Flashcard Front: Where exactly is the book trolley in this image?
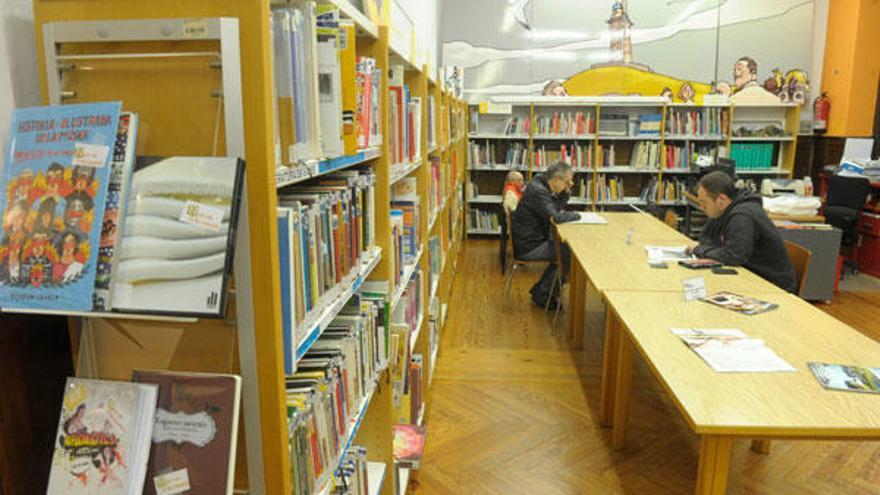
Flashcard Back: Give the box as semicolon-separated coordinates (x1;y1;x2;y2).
29;1;467;493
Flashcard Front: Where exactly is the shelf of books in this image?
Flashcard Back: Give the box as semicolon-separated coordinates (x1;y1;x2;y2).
465;96;799;236
25;1;466;495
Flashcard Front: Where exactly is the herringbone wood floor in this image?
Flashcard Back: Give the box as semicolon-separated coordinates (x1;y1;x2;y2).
413;240;880;495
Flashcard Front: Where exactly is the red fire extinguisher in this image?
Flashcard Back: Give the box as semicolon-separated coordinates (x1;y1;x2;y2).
813;92;830;134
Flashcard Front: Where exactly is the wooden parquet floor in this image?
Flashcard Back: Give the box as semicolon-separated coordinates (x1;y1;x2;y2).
414;240;880;495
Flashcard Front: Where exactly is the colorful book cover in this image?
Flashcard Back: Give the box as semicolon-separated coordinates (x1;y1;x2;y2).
808;362;880;394
111;157;245;317
94;112;137;311
132;370;242;495
701;291;778;315
393;423;426;469
47;377;158;494
0;102;121;310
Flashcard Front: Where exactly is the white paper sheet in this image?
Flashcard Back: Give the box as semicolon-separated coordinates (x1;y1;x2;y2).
671;328;795;373
646;245;693;262
568;212;607;225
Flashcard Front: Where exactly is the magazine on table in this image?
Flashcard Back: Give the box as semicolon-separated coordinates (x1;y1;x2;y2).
645;245;693;263
808;362;880;395
671;328;795;373
701;291;778;315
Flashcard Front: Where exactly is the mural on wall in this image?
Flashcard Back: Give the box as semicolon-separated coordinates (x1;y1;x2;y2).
443;0;813;108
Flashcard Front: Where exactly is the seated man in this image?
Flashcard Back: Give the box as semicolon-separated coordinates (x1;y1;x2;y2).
688;171;797;292
512;161;580;308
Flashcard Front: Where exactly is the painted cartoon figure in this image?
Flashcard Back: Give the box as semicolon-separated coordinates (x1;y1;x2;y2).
660;87;673;101
733;56;758;92
542;80;568;97
54;231;85;284
34;198;59;237
780;69;809;105
11;169;38;206
712;81;732;97
23;229;56;287
678;82;695;103
64;193;94;233
0;231;26;285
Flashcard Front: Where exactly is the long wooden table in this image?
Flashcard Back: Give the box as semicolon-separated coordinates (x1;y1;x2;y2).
556;212;880;494
603;290;880;494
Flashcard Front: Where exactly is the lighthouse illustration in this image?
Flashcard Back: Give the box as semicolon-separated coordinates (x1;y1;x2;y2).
608;1;633;64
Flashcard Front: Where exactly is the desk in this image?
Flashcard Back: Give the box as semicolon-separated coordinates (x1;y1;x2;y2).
603;290;880;494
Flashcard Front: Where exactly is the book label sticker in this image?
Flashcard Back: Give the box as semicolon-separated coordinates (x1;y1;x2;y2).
681;277;707;301
154;468;191;495
179;200;224;232
152;409;217;447
72;142;110;168
182;19;208;38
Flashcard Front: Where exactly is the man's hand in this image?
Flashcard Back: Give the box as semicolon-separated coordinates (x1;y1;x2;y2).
685;244;698;256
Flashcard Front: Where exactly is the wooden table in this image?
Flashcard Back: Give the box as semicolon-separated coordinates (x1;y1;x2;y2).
603;290;880;494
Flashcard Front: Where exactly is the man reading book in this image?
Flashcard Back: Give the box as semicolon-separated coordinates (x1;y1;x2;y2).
687;171;797;292
512;161;579;308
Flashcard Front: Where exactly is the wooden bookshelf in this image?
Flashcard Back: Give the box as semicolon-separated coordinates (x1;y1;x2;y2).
466;97;800;236
31;2;466;495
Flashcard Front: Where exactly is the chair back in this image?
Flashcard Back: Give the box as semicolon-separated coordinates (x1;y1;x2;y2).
663;210;679;229
784;240;812;296
504;206;514;266
827;175;871;211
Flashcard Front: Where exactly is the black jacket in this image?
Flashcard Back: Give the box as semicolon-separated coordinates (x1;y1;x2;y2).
512;173;580;257
694;190;797;293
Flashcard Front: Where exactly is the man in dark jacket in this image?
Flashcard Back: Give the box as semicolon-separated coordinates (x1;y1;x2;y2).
512;161;580;307
688;171;798;292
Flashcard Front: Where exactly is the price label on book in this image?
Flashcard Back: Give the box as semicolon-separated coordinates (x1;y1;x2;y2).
154;468;191;495
179;200;224;232
681;277;707;302
72;143;110;168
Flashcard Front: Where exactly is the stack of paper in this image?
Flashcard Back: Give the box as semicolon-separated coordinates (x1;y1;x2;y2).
569;212;607;225
672;328;795;373
645;245;693;263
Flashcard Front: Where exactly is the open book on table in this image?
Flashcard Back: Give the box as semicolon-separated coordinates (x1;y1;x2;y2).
567;212;607;225
702;291;778;315
672;328;795;373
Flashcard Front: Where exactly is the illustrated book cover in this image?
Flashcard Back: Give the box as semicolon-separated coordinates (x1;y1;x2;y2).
808;362;880;395
47;377;158;494
132;370;242;495
0;102;121;310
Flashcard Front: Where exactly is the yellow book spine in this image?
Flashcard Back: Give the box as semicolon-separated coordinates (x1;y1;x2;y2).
340;22;358;155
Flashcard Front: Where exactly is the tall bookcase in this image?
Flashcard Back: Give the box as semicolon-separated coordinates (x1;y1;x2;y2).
466;96;800;236
30;1;466;494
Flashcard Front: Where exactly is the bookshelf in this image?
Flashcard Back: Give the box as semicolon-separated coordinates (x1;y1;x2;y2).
31;2;465;495
466;96;800;237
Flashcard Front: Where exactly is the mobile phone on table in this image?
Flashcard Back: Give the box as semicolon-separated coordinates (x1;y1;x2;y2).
711;267;738;275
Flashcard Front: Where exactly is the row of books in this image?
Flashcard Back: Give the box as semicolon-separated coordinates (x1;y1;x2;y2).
666;107;728;136
598;114;662;137
533;111;595;136
468;210;501;232
730;143;777;169
535;142;594;170
391;178;420;286
273;4;383;165
428;156;447;219
333;447;374;495
641;176;688;202
389;271;423;413
277;169;377;372
49;372;241;495
389;66;422;170
1;103;245;317
504;116;531;135
664;142;722;170
428;236;442;298
469;141;528;168
287;292;389;495
626;141;662;169
427;95;437;149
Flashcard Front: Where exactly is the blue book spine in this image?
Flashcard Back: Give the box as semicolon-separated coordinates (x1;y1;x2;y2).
0;102;121;311
278;210;293;374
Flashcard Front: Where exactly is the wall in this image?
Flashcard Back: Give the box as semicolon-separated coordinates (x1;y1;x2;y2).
442;0;821;119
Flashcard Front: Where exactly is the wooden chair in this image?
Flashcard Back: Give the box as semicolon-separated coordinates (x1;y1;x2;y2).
502;208;547;306
785;240;812;297
664;209;679;229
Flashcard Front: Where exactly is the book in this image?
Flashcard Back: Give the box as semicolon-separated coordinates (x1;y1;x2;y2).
0;102;121;311
339;21;358;156
808;362;880;394
702;291;778;315
94;112;138;311
671;328;795;373
47;377;158;494
131;370;241;495
393;423;427;469
316;4;344;159
112;157;245;317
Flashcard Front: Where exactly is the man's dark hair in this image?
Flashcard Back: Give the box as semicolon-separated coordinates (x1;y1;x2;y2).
48;162;64;174
698;171;737;199
546;161;572;180
737;56;757;77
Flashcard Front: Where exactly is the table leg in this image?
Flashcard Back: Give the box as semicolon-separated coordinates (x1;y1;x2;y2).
569;262;586;348
611;329;634;450
751;439;771;454
695;436;732;495
599;305;619;428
